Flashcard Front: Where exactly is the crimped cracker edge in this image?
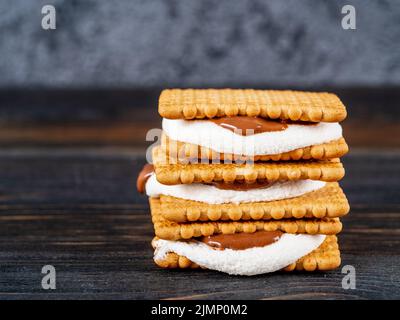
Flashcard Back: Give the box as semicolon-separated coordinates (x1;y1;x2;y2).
159;89;347;122
162;134;349;162
153;146;345;185
150;198;343;241
159;182;350;222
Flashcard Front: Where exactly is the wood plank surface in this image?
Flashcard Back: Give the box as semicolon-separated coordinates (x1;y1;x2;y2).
0;148;399;299
0;88;399;148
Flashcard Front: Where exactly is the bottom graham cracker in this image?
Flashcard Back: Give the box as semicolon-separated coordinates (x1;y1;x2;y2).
152;235;340;272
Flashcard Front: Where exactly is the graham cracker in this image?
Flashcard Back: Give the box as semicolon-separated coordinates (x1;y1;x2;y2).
159;89;347;122
152;235;341;272
159;182;350;222
150;198;342;241
162;134;349;162
152;146;345;185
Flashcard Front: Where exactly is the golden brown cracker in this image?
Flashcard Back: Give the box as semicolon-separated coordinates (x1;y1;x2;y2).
159;182;350;222
159;89;347;122
150;198;343;241
152;146;345;185
162;134;349;162
284;235;341;271
152;235;341;272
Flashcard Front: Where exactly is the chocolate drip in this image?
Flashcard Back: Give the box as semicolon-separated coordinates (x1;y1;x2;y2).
136;164;154;193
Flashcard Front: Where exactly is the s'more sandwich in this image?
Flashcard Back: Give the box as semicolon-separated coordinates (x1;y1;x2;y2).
138;89;350;276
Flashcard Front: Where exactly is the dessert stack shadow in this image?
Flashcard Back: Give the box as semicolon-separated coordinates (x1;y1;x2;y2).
138;89;350;276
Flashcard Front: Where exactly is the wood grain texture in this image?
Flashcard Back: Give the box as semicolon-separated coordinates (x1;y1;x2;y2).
0;88;399;147
0;149;399;299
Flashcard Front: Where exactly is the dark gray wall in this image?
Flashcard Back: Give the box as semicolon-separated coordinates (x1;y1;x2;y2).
1;0;399;88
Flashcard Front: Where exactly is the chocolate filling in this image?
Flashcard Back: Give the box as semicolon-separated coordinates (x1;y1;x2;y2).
210;116;317;136
136;164;154;193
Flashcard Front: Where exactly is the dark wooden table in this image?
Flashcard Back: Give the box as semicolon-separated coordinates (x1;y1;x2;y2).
0;147;399;299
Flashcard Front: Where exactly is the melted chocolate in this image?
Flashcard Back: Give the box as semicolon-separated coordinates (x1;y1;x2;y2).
200;230;283;250
210;116;286;135
136;164;154;193
211;180;275;191
210;116;317;136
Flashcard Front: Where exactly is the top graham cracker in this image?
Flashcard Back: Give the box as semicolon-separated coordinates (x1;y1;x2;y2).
159;89;347;122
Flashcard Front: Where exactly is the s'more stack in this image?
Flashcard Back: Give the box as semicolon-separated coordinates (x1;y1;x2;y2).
137;89;350;276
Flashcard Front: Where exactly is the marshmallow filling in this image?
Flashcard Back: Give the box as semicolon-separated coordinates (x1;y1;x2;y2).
154;233;326;276
163;118;342;156
146;174;326;204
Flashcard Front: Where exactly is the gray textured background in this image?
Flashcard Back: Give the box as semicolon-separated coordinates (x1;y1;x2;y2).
1;0;399;88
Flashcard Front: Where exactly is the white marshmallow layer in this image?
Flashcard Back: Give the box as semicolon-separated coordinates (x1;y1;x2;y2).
146;174;325;204
153;234;326;276
163;118;342;156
